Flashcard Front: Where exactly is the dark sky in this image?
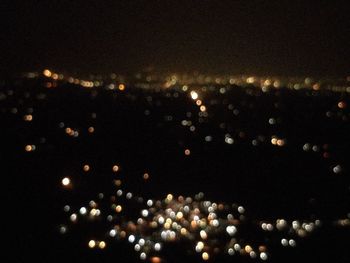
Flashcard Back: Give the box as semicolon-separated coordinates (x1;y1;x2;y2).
1;0;350;76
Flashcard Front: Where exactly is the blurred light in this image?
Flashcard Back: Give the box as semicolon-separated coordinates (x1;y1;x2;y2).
88;240;96;248
62;177;71;186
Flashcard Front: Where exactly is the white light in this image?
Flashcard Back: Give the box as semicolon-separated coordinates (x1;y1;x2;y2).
260;252;268;260
79;207;87;215
190;91;198;100
289;239;296;247
63;205;70;212
228;248;235;255
238;206;245;213
62;177;70;186
140;252;146;260
154;243;161;251
141;209;149;217
70;213;77;222
134;244;141;251
138;238;145;246
109;229;116;237
128;235;135;243
281;238;288;246
226;225;237;236
147;200;153;207
200;230;207;239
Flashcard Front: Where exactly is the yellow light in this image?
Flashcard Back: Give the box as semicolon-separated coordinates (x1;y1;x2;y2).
112;165;119;172
98;241;106;249
88;240;96;248
83;164;90;172
43;69;52;77
166;194;173;201
24;114;33;121
245;245;253;253
118;84;125;91
196;100;202;106
115;205;122;213
62;177;70;186
202;252;209;260
88;126;95;133
25;145;32;152
200;105;206;112
52;73;59;80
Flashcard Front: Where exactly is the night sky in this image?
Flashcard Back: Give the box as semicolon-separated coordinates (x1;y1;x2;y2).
1;0;350;76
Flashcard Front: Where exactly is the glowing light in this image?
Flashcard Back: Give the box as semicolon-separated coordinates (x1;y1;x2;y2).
184;149;191;155
190;91;198;100
202;252;209;260
98;241;106;249
118;84;125;91
83;164;90;172
143;173;149;180
112;165;119;172
226;225;237;236
88;240;96;248
109;229;117;237
61;177;71;186
140;252;147;260
115;205;122;213
25;145;33;152
128;235;135;243
43;69;52;77
260;252;268;260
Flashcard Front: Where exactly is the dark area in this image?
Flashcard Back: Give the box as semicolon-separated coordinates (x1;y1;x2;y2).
1;1;350;76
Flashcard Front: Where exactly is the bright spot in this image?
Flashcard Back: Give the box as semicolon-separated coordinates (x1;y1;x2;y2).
140;252;147;260
109;229;116;237
61;177;70;186
154;243;161;251
141;209;149;217
79;207;87;215
226;225;237;236
260;252;268;260
88;240;96;248
128;235;135;243
98;241;106;249
112;165;119;172
202;252;209;260
190;91;198;100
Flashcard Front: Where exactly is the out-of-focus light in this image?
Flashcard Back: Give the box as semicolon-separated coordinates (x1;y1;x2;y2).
151;257;161;263
112;165;119;172
128;235;135;243
43;69;52;77
260;252;268;260
109;229;117;237
61;177;71;186
140;252;147;260
338;101;346;109
184;149;191;156
98;241;106;249
115;205;122;213
143;173;149;180
88;240;96;248
202;252;209;260
190;91;198;100
118;84;125;91
83;164;90;172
